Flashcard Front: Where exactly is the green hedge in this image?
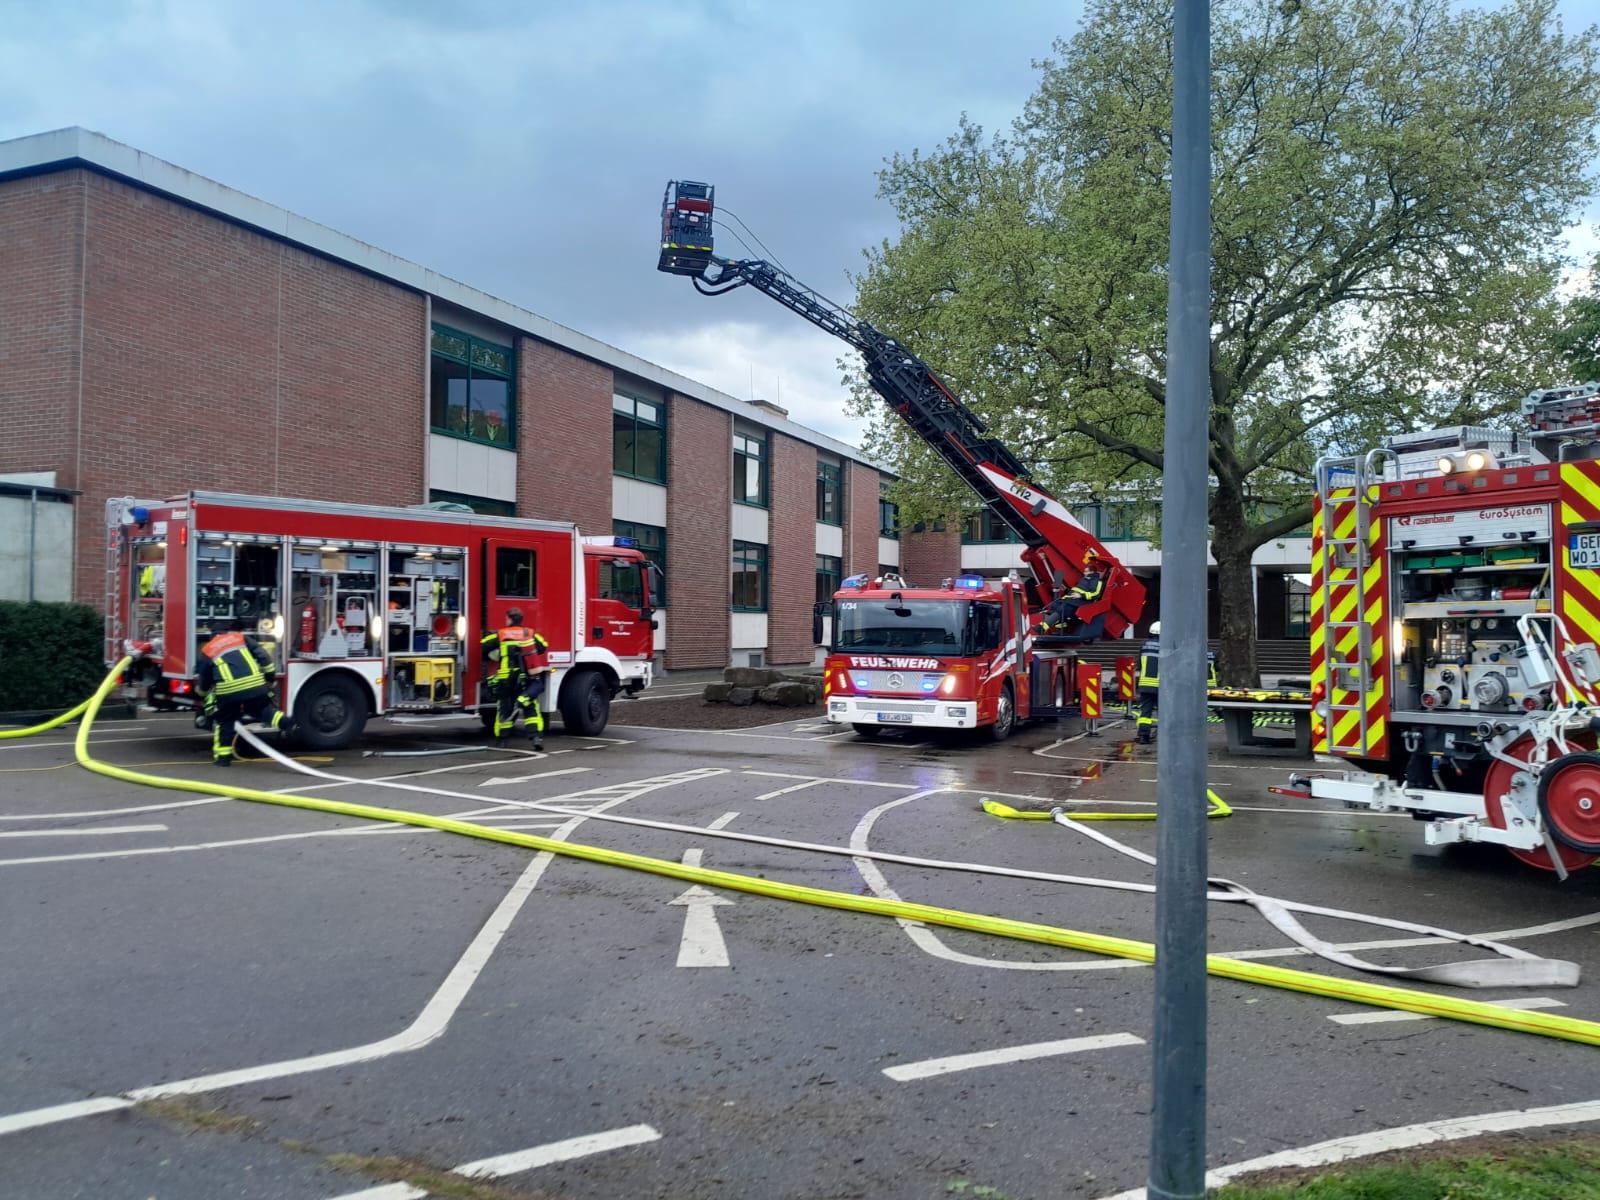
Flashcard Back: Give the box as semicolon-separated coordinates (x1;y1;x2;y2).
0;602;107;712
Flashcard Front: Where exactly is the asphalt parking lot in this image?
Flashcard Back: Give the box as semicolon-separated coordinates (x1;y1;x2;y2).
5;699;1600;1199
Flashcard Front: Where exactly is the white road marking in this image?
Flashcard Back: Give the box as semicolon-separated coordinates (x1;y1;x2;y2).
0;798;228;820
741;770;913;789
1328;997;1566;1025
1092;1098;1600;1200
479;767;592;787
322;1124;663;1199
0;825;166;838
707;812;740;830
884;1033;1144;1081
754;779;823;800
672;848;733;968
0;771;715;1136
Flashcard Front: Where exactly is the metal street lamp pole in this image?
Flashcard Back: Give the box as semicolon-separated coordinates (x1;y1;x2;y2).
1147;0;1212;1196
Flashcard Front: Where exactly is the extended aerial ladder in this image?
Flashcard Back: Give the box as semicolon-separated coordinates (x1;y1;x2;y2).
657;180;1144;639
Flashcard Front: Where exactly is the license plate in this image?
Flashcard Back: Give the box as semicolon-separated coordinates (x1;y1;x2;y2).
877;712;914;724
1571;533;1600;569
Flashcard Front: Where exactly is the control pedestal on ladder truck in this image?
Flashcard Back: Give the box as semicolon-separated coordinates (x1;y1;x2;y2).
1286;383;1600;875
657;181;1145;739
107;491;660;750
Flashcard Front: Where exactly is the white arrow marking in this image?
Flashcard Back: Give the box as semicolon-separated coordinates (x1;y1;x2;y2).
670;848;733;967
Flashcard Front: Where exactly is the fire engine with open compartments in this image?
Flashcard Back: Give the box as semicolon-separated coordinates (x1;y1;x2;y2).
658;180;1145;739
107;491;659;749
1288;382;1600;875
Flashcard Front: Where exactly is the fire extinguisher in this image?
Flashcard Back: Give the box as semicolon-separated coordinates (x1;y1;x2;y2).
299;605;317;654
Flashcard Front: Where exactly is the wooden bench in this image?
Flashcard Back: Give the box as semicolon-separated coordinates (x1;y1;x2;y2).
1207;693;1313;757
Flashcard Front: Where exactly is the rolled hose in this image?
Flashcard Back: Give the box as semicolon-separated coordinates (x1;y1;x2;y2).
72;659;1600;1048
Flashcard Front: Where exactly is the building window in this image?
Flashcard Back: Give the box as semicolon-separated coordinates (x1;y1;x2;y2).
1286;580;1311;638
816;460;842;525
613;519;667;608
613;391;666;482
734;431;767;507
879;484;899;539
427;489;514;517
815;554;841;604
961;510;1019;543
731;541;768;610
494;547;537;598
430;325;515;447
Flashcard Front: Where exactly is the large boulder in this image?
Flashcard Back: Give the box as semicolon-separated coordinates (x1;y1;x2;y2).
757;681;817;707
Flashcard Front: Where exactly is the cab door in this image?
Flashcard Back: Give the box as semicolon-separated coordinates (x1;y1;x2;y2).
586;551;656;660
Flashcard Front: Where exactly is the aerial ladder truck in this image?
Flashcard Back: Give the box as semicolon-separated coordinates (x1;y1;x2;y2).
657;181;1145;739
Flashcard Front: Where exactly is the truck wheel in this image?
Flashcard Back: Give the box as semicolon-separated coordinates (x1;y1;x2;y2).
559;669;611;736
293;674;368;750
985;684;1016;743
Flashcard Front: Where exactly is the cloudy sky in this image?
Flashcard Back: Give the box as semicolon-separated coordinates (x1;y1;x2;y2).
3;0;1597;447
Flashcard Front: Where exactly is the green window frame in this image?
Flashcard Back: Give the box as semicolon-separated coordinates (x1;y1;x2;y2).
613;519;667;609
734;431;768;507
815;554;842;604
430;325;516;448
613;391;667;482
816;460;842;525
961;510;1020;544
731;540;768;611
879;484;899;539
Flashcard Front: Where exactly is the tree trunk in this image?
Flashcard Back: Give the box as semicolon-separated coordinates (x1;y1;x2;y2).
1209;488;1260;688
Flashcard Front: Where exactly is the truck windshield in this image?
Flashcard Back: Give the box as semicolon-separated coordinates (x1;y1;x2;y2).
833;598;988;657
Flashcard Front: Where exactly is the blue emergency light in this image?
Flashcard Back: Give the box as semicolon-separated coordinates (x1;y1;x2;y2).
613;537;636;548
841;573;871;589
953;574;986;589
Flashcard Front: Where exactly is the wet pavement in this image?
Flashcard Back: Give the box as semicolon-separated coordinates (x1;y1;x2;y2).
3;704;1598;1199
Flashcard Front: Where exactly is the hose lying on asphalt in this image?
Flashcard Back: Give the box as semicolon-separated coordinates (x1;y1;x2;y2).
70;659;1600;1047
0;697;91;739
980;799;1578;987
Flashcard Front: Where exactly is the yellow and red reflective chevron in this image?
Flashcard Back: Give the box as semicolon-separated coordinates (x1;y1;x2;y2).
1558;461;1600;656
1309;489;1388;759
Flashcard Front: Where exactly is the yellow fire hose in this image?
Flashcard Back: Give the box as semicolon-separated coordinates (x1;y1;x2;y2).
981;794;1233;821
0;697;91;738
59;659;1600;1048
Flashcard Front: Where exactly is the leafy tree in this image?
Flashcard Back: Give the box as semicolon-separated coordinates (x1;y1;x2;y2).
852;0;1599;684
1555;251;1600;379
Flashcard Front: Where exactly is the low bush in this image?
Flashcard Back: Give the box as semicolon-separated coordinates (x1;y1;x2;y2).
0;601;106;712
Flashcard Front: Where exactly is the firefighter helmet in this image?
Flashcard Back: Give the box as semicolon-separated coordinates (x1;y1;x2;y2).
1150;621;1162;636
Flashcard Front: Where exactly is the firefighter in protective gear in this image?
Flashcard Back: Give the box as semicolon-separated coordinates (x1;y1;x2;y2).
481;607;549;748
1034;552;1109;635
1134;621;1218;744
196;620;287;766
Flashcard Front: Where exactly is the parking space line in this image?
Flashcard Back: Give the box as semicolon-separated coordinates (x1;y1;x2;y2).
754;780;823;800
884;1033;1143;1081
0;798;227;820
480;767;591;787
321;1123;664;1199
0;825;166;838
1328;997;1566;1025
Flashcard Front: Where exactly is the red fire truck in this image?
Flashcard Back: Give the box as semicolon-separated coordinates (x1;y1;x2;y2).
107;491;659;748
1289;383;1600;875
659;181;1145;739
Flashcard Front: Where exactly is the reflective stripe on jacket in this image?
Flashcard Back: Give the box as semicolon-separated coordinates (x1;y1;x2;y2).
199;631;273;697
483;625;547;681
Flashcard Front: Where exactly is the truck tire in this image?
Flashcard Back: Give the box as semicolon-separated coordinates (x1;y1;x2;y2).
984;683;1016;743
559;669;611;736
293;673;368;750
